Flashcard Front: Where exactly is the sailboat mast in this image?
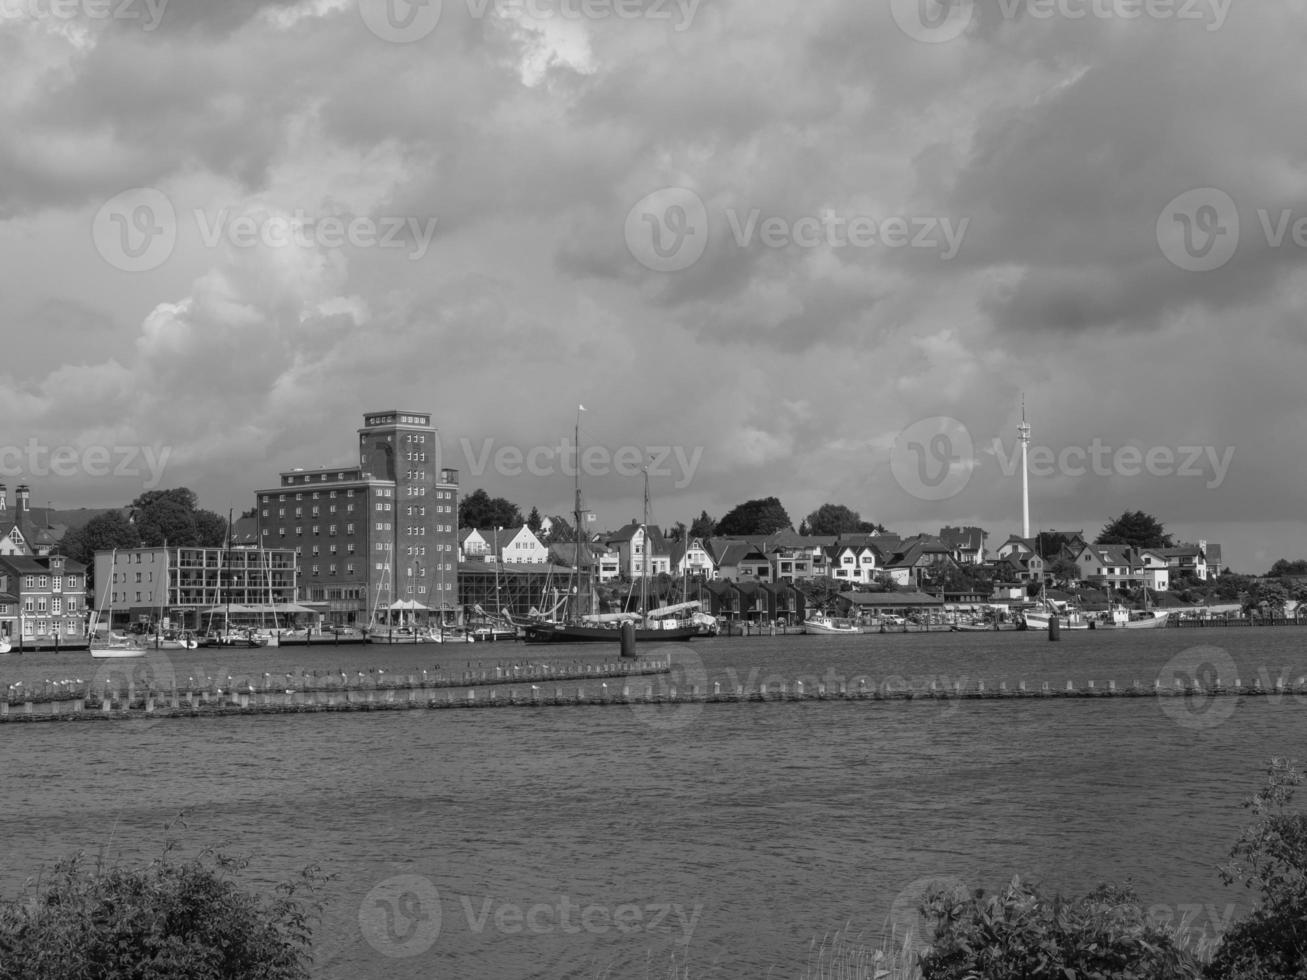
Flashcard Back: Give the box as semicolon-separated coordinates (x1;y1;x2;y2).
573;407;585;619
641;465;650;617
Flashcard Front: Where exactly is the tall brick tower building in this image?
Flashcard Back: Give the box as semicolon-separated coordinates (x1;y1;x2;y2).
256;411;460;626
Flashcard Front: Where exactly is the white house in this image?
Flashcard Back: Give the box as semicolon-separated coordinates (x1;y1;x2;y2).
489;525;549;564
606;522;671;578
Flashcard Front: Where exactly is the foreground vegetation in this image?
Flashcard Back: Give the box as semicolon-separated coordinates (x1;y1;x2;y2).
798;757;1307;980
0;823;328;980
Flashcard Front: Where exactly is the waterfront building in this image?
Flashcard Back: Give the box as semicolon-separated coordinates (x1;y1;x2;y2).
0;484;60;556
254;411;460;626
938;526;988;564
480;525;548;564
0;553;89;642
606;521;671;578
92;546;299;630
548;542;621;583
669;537;714;579
883;537;957;587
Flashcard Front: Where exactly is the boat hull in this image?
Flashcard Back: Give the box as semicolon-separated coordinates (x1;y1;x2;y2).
802;621;861;635
522;623;698;644
90;648;145;659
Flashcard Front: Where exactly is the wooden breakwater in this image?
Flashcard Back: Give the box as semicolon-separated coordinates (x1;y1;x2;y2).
3;668;1307;722
0;658;672;722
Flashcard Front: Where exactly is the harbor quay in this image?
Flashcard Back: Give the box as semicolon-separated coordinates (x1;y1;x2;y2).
4;661;1307;722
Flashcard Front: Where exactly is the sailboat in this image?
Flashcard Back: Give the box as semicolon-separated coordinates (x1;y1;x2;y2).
90;549;144;659
200;514;267;648
146;545;198;650
523;428;696;644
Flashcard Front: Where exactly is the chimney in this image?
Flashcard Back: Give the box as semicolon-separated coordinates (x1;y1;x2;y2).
15;485;29;513
0;484;6;513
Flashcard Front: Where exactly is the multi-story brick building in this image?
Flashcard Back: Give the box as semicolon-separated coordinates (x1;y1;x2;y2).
0;553;89;644
255;411;460;626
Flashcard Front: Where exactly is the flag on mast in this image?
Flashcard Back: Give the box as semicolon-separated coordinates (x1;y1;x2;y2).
578;404;586;411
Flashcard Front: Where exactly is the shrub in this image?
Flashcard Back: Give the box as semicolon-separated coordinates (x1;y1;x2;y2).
0;831;328;980
916;877;1203;980
1206;757;1307;979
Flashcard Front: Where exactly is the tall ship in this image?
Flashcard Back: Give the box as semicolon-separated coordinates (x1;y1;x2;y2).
522;410;697;645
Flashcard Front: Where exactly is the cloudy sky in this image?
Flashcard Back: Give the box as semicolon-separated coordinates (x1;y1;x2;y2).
1;0;1303;572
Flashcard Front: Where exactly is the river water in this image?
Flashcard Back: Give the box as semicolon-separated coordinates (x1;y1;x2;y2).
2;628;1304;978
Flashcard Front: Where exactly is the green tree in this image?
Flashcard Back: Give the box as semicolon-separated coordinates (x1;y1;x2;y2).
804;503;865;536
130;488;233;547
56;512;141;593
1243;581;1288;617
526;507;542;534
1048;557;1081;585
543;515;575;544
689;510;716;540
196;509;229;547
1268;559;1307;577
0;835;328;979
1209;758;1307;979
1096;511;1174;549
458;489;523;530
716;497;792;536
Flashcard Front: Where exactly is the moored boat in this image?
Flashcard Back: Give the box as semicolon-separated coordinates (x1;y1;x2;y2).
802;612;860;635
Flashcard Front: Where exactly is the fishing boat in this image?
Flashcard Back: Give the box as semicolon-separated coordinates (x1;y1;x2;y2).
802;612;860;635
